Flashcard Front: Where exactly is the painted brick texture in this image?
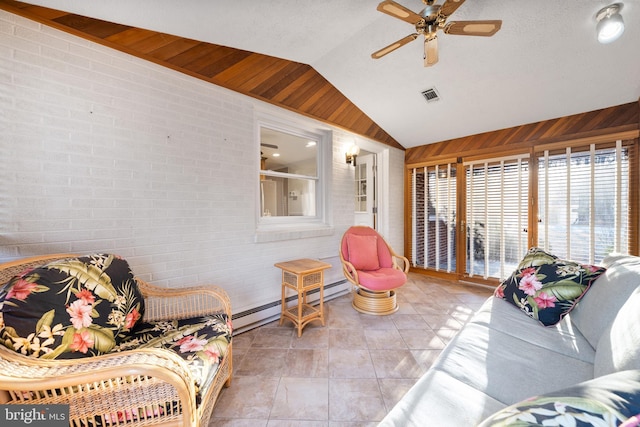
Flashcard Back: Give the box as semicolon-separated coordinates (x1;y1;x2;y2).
0;10;405;328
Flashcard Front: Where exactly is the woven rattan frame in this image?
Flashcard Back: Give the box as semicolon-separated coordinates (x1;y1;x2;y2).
0;254;232;427
352;288;398;315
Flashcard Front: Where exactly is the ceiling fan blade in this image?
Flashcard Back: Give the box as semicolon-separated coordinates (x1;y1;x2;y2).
372;33;419;59
376;0;423;24
443;20;502;36
439;0;466;19
424;35;438;67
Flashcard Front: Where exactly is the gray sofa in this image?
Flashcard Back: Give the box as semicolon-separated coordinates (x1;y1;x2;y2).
380;253;640;426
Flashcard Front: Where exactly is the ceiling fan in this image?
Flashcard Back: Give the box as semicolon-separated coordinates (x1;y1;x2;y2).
372;0;502;67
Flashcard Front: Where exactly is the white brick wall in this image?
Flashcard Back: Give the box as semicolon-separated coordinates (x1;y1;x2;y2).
0;10;405;330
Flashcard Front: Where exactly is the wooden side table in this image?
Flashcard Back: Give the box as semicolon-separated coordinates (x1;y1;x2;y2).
275;258;331;337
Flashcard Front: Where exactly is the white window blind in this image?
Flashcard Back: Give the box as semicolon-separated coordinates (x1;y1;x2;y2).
465;155;529;280
538;141;630;264
410;164;456;272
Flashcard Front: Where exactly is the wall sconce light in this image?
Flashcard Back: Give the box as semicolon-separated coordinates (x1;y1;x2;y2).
345;144;361;166
596;3;625;44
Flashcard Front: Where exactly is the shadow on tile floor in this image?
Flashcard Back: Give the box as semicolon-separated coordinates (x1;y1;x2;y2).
209;273;492;427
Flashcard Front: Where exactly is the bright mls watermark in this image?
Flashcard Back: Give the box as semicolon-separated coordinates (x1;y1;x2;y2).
0;405;68;426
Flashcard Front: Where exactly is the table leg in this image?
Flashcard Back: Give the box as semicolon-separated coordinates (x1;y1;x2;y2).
279;275;286;326
319;274;325;326
297;288;303;337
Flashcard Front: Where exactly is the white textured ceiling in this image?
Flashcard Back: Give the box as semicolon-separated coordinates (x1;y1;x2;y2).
24;0;640;148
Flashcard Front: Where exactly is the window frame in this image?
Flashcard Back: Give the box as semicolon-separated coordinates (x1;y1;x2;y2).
255;115;333;242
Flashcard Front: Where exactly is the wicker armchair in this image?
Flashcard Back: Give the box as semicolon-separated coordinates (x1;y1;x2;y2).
340;226;409;315
0;254;232;427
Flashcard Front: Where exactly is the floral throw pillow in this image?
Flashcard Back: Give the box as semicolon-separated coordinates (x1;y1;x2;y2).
0;254;145;359
494;248;606;326
478;369;640;427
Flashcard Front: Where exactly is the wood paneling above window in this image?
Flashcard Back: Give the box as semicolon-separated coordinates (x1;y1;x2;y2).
406;102;639;165
0;0;403;150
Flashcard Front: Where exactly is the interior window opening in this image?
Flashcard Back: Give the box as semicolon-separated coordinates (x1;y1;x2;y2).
259;127;319;218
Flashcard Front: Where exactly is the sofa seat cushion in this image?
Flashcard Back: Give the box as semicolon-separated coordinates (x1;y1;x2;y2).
114;313;232;402
478;369;640;427
495;248;605;326
435;323;594;406
471;298;596;363
0;254;145;359
382;310;597;427
379;369;506;427
357;268;406;291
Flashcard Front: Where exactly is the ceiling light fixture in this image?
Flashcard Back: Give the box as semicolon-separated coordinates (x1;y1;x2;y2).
596;3;625;44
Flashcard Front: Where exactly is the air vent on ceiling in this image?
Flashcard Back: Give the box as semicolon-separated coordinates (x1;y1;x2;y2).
421;87;440;103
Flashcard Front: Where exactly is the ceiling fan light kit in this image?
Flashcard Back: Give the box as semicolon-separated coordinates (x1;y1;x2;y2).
596;3;625;44
372;0;502;67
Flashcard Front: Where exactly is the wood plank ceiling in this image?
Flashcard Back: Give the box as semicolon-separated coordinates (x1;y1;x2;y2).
1;0;404;150
405;101;640;164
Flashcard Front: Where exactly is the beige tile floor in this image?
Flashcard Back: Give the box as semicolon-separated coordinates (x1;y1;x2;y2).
209;273;493;427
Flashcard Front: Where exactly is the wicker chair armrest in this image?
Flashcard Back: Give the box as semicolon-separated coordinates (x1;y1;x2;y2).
391;253;410;273
0;346;197;426
341;260;359;286
137;279;232;322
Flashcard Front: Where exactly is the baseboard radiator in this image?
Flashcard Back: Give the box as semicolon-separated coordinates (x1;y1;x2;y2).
231;279;350;334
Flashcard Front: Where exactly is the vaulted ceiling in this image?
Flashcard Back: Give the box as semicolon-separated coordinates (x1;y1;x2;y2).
2;0;639;151
0;0;403;150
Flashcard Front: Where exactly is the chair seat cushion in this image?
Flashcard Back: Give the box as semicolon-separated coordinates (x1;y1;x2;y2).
357;268;406;291
114;313;232;403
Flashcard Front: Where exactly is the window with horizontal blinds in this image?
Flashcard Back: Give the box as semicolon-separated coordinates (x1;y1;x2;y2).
410;164;456;272
538;141;632;264
466;156;529;280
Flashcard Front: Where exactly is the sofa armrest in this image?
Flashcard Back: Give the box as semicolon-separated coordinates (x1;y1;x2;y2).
137;279;232;322
0;345;198;426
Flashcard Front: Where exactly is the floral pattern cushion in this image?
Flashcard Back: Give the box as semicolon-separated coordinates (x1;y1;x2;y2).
478;369;640;426
0;254;145;359
114;314;232;403
494;248;606;326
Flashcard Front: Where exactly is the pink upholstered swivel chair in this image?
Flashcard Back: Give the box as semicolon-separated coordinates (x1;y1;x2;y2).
339;226;409;315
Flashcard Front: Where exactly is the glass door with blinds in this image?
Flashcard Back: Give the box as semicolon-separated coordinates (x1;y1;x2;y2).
407;139;636;283
537;141;632;264
409;164;457;273
465;156;529;280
